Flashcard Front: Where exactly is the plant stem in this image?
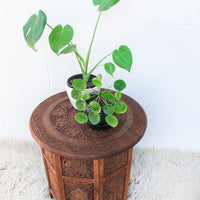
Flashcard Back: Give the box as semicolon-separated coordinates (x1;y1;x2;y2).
84;11;102;74
74;51;85;80
86;52;112;81
74;50;85;65
46;23;53;30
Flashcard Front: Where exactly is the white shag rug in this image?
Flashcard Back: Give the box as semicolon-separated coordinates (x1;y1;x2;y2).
0;139;200;200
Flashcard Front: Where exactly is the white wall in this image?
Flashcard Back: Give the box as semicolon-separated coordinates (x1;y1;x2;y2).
0;0;200;150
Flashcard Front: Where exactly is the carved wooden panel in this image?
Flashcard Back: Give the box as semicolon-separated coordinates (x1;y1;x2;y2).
104;150;128;177
47;165;59;199
61;158;93;179
64;180;94;200
43;149;56;169
103;170;126;200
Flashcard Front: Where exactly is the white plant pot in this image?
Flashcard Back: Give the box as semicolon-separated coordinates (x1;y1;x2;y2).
65;74;97;109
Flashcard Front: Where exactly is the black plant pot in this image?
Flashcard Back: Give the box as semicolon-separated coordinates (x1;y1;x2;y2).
85;109;111;130
85;94;111;130
67;74;96;89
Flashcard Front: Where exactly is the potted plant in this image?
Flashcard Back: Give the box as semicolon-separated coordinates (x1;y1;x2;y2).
23;0;133;128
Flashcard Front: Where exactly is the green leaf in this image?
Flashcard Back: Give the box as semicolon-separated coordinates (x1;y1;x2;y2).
92;77;102;87
114;79;126;91
103;91;115;103
104;62;115;77
76;99;86;111
82;93;90;101
89;101;101;113
115;91;121;100
92;0;104;5
98;0;120;11
114;101;127;113
75;113;88;124
49;24;73;55
103;104;114;115
72;79;86;91
112;45;133;72
23;10;47;51
105;115;118;127
88;112;100;125
59;44;76;55
71;89;82;100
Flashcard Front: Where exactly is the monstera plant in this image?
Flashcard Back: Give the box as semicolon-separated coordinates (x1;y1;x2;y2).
23;0;133;128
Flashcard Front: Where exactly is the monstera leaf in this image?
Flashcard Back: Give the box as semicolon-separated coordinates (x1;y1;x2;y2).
92;0;120;11
49;24;74;55
23;10;47;51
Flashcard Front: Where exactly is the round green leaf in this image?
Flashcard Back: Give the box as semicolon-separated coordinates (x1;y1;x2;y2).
76;99;86;111
92;77;102;87
88;112;100;125
103;104;114;115
49;24;74;55
23;10;47;51
105;115;118;127
115;91;121;100
71;89;82;100
89;101;101;113
104;62;115;77
103;91;115;103
112;45;133;72
72;79;86;91
82;93;90;100
75;113;88;124
114;79;126;91
114;101;127;114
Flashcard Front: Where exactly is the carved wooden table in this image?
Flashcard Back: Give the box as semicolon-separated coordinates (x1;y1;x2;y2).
30;91;147;200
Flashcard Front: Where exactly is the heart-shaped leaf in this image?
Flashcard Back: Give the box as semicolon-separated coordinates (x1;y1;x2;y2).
104;62;115;77
92;0;104;5
75;113;88;124
89;101;101;113
105;115;118;127
96;0;120;11
49;24;73;55
114;101;127;113
112;45;132;72
92;77;102;87
103;104;114;115
76;99;86;111
59;44;76;55
114;79;126;91
72;79;86;91
88;112;100;125
103;91;115;103
23;10;47;51
71;89;82;100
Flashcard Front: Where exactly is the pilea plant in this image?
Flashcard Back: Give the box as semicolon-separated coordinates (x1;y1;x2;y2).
72;75;128;128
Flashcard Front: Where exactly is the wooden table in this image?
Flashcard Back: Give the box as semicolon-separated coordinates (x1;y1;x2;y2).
30;91;147;200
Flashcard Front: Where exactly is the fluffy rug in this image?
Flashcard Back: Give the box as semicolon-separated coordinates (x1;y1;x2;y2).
0;139;200;200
